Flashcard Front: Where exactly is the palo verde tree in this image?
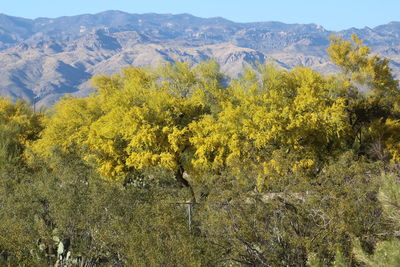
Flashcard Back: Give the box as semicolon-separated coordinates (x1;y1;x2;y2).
190;65;351;190
0;97;43;166
328;34;400;161
32;61;226;201
31;35;400;196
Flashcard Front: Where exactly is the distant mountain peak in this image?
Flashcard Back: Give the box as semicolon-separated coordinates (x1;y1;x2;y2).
0;11;399;106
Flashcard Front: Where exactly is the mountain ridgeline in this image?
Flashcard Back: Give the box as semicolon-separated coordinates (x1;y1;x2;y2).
1;10;400;105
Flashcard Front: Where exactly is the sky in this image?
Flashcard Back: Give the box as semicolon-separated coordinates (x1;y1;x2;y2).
1;0;399;31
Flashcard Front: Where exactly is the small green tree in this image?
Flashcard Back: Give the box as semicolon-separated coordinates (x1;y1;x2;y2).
353;172;400;266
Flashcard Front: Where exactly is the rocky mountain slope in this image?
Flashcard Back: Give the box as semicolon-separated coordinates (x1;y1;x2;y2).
0;11;399;106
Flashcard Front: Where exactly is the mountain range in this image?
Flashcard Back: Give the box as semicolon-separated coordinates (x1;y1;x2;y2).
1;10;400;106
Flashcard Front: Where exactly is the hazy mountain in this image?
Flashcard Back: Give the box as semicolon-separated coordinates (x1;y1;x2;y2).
0;11;399;106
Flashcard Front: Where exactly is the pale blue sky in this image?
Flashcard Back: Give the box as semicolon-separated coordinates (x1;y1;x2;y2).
1;0;399;31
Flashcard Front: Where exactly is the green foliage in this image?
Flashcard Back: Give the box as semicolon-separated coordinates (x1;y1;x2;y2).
0;153;213;266
353;239;400;267
192;152;383;266
353;172;400;267
378;172;400;228
307;253;324;267
333;250;349;267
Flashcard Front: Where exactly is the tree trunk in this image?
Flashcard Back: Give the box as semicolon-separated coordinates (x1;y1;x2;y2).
175;165;196;202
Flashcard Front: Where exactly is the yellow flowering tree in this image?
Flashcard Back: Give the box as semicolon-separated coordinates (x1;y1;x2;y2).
190;66;351;189
0;97;43;165
32;62;225;200
328;34;400;162
31;36;400;194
